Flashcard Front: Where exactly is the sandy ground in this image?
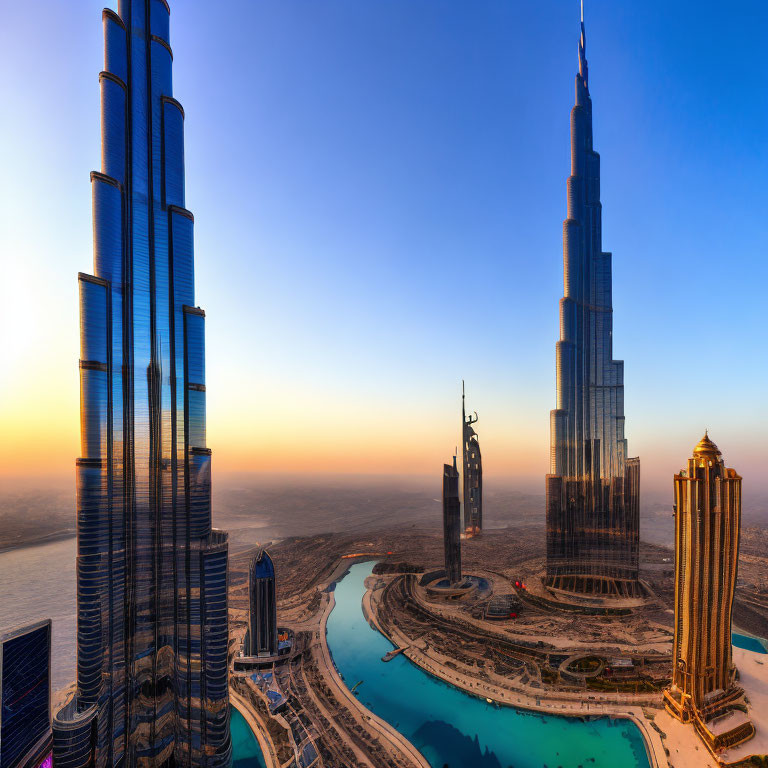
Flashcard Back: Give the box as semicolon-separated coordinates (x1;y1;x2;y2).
655;647;768;767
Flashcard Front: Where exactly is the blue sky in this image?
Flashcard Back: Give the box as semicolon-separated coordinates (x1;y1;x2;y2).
0;0;766;496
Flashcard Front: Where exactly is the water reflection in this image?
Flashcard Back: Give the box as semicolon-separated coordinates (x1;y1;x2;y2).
413;721;503;768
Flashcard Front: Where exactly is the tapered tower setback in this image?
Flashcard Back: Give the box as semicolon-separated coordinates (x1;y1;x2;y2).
462;385;482;536
443;459;462;585
52;2;231;766
663;435;755;755
545;7;640;597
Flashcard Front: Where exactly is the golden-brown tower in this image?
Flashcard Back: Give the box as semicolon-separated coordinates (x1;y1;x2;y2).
663;434;754;755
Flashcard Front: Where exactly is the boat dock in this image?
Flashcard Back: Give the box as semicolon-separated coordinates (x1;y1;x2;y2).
382;647;408;662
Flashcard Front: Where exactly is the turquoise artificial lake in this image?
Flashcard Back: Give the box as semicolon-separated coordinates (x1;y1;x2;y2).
732;633;768;654
326;561;651;768
231;707;267;768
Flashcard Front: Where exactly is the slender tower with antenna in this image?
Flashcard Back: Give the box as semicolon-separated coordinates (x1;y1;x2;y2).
461;383;483;536
545;2;641;597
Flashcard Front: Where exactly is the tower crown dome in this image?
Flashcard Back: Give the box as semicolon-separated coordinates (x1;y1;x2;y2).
693;432;721;459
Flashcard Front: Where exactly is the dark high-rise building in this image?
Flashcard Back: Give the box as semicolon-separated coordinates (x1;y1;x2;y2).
545;5;640;597
461;383;482;536
245;552;278;658
443;458;462;585
52;2;231;766
0;620;53;768
663;435;755;755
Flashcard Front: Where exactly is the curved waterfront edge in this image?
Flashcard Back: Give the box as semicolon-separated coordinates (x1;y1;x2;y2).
318;572;432;768
230;691;276;768
732;631;768;654
356;563;668;768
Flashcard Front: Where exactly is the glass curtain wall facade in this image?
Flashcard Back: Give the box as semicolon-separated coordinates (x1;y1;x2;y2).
0;620;53;768
442;459;462;585
245;553;278;658
461;385;482;536
52;2;231;766
545;9;640;597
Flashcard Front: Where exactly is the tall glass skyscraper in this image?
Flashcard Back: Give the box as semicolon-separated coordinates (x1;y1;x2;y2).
52;2;231;766
245;552;278;658
0;620;53;768
442;458;462;585
545;6;640;597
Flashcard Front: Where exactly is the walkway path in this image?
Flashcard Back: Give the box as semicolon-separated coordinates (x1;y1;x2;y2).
315;590;432;768
230;689;281;768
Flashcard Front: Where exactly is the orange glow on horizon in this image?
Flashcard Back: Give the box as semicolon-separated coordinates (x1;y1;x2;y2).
0;386;550;481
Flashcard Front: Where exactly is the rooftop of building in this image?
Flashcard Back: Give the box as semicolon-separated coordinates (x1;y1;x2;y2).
693;431;722;459
250;549;275;579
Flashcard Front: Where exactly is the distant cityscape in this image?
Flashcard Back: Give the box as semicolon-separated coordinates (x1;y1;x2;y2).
0;2;765;768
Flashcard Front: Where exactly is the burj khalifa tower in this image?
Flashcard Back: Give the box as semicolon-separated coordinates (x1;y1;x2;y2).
52;2;232;765
545;4;641;598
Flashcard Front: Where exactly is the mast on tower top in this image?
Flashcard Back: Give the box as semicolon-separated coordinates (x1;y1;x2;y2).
579;0;588;86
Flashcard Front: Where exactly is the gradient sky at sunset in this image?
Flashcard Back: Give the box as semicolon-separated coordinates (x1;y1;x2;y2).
1;0;766;495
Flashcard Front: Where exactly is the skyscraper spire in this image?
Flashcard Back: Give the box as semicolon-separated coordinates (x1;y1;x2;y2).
545;4;640;597
52;2;232;765
579;0;588;85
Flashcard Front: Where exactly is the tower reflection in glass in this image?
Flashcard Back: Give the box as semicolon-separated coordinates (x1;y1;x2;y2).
52;2;231;766
545;7;641;597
